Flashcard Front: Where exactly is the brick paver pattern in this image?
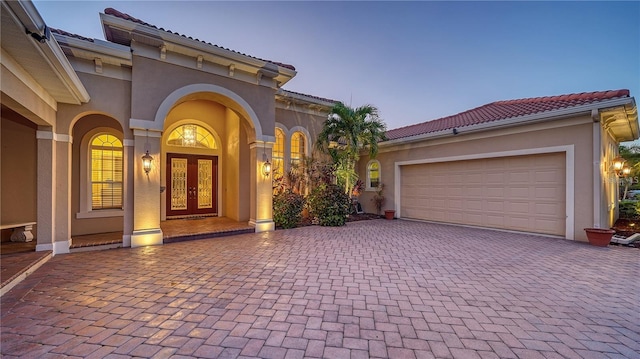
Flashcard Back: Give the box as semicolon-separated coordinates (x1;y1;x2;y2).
1;220;639;358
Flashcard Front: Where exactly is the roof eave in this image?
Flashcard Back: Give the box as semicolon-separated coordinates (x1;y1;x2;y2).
382;97;638;147
276;89;336;109
4;0;90;104
53;33;133;66
101;12;296;82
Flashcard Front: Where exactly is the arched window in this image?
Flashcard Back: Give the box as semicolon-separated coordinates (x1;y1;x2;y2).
273;128;285;177
291;131;306;167
366;160;381;190
167;124;217;149
91;134;123;209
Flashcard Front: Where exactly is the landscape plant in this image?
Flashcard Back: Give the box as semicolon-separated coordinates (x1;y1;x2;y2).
316;102;386;195
307;183;350;226
273;190;305;229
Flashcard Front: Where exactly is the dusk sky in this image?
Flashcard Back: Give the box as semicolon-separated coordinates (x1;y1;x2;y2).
33;1;639;132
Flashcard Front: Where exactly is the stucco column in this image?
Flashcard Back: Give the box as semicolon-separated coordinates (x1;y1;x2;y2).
130;128;163;247
122;140;135;247
35;130;71;254
249;141;275;232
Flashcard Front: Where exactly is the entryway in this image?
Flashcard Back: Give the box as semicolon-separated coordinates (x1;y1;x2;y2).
167;153;218;217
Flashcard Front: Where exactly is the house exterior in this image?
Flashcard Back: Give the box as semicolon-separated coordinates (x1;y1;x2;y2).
357;90;639;241
1;0;638;253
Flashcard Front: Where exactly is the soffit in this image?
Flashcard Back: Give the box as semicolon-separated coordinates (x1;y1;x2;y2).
0;1;88;105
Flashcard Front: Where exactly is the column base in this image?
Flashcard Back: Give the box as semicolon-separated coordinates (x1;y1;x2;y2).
250;219;275;232
122;234;131;247
36;239;70;255
131;229;163;248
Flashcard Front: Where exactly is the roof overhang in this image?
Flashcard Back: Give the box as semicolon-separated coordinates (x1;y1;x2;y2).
53;33;132;68
275;89;336;111
1;0;89;105
598;98;639;142
381;96;639;147
100;12;297;87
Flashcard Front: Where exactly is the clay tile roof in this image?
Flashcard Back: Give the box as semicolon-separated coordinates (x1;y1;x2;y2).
50;28;94;42
103;8;295;71
385;89;631;141
281;89;339;104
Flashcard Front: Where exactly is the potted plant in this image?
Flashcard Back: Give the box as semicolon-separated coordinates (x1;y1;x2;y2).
583;228;615;247
371;184;385;216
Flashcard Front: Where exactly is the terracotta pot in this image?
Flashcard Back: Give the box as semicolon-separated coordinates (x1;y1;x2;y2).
384;210;395;220
583;228;615;247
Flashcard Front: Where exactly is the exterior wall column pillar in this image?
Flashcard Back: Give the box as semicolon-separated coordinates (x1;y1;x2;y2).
130;128;163;247
35;129;72;254
249;141;275;232
122;139;135;247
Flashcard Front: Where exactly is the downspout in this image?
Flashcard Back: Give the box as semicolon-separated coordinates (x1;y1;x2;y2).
592;109;602;228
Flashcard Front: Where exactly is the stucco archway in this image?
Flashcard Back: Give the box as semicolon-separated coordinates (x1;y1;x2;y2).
128;84;275;248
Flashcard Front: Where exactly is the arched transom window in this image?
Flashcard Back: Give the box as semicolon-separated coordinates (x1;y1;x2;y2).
273;128;285;177
291;131;306;167
167;124;217;149
91;134;123;209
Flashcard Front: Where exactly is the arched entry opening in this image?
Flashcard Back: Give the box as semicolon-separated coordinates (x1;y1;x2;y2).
71;114;125;239
162;120;222;219
129;84;275;247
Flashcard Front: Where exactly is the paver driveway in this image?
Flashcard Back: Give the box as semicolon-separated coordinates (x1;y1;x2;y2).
1;220;639;358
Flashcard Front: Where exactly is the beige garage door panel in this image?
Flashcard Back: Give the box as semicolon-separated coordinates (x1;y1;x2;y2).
400;153;565;236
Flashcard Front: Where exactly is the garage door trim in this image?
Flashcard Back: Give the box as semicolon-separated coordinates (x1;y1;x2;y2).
394;145;575;240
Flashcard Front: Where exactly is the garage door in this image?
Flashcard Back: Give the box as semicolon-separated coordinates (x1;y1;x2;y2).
400;153;565;236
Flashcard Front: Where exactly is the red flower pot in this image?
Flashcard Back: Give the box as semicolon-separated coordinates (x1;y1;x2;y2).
384;210;395;220
583;228;615;247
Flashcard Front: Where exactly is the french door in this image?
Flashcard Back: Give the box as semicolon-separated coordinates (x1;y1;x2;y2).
167;153;218;217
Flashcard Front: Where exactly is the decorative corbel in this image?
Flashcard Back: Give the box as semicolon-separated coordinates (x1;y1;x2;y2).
229;64;235;77
197;55;203;69
94;58;103;74
160;44;166;60
256;72;263;85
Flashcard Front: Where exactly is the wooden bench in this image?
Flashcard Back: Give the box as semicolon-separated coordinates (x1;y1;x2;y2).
0;222;36;242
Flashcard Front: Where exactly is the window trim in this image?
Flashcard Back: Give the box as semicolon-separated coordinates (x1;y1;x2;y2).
366;159;381;191
77;128;125;219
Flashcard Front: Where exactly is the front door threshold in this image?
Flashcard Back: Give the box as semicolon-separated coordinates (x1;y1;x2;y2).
163;227;255;244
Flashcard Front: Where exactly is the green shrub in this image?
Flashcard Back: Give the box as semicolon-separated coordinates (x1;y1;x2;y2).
307;184;350;226
273;190;305;229
619;200;639;219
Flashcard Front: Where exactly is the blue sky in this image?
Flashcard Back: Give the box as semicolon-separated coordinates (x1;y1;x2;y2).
34;1;639;131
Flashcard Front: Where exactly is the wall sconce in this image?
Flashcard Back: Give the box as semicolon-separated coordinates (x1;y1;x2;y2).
142;150;153;174
262;152;271;177
612;156;630;177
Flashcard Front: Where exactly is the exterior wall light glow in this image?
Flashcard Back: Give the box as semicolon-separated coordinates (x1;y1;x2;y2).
612;156;630;177
142;150;153;174
262;153;271;177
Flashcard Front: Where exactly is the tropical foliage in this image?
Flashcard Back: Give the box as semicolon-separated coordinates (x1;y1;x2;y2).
316;102;386;194
307;183;351;226
619;145;640;200
273;190;305;229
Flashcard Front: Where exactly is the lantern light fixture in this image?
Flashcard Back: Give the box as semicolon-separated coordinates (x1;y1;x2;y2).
262;150;271;177
612;155;631;178
142;150;153;174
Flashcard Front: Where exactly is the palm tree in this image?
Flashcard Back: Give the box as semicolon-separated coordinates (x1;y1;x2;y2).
316;102;387;194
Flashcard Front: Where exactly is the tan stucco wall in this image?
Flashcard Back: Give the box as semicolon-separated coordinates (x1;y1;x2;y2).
358;116;595;242
1;114;37;241
130;54;276;138
70;115;124;236
57;72;131;137
1;64;56;126
600;127;620;228
275;107;326;148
